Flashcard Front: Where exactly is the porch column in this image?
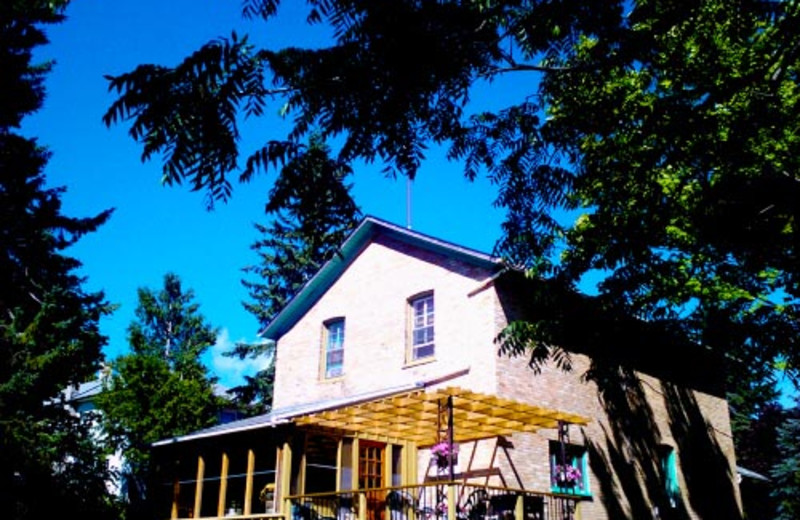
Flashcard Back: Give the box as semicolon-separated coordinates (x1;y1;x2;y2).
447;484;456;520
193;455;205;519
171;476;179;519
514;494;523;520
280;441;293;515
244;449;255;515
358;491;368;520
218;452;229;517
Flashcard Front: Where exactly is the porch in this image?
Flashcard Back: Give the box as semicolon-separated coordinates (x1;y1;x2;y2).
154;386;590;520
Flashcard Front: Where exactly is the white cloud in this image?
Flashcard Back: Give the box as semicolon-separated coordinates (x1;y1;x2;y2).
205;329;271;390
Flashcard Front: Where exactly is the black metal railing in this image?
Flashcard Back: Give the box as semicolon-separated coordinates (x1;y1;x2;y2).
286;482;579;520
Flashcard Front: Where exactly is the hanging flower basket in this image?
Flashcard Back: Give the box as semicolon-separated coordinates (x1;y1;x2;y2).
553;464;582;488
431;441;459;469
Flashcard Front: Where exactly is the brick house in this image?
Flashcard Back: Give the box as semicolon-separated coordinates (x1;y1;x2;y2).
150;216;742;520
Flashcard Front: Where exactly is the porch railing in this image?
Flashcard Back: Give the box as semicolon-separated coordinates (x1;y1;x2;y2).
286;482;580;520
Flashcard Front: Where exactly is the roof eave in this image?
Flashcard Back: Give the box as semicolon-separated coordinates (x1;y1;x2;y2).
261;216;503;340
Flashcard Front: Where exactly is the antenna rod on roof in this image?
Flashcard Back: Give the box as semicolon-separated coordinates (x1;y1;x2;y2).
406;176;412;229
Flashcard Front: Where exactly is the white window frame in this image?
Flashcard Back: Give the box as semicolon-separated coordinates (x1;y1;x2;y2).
408;292;434;361
323;318;345;379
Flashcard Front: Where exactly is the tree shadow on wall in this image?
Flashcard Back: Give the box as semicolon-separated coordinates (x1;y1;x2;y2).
493;274;742;519
585;362;741;520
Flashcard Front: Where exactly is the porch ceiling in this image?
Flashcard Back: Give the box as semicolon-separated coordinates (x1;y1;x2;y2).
292;386;590;446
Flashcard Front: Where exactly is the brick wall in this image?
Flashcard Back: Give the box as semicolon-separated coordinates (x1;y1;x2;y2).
272;235;499;409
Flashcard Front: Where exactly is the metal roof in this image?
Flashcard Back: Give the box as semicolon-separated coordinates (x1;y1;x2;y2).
152;370;465;446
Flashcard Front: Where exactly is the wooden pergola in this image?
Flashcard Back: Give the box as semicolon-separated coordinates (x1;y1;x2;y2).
292;386;591;447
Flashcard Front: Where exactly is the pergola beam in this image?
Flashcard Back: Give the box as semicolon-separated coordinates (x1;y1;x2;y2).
292;386;590;446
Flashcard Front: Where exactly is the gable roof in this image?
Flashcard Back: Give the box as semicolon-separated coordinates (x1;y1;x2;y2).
260;215;505;340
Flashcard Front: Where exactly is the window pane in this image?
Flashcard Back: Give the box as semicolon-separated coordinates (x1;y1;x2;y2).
328;350;344;365
414;344;434;359
324;319;345;378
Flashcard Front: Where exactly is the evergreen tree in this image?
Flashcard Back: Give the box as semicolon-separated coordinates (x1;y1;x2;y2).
97;273;222;517
729;392;783;518
772;398;800;520
1;1;116;518
229;136;361;413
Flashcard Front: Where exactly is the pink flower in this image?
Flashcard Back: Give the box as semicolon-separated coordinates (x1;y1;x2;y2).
431;441;459;469
431;441;458;458
553;464;582;487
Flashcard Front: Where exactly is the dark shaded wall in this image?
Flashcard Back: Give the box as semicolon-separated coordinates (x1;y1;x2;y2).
493;273;742;519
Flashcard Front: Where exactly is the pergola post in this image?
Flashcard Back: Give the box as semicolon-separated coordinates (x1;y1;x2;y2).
447;395;454;481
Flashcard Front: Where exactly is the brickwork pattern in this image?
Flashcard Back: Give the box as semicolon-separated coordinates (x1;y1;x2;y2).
273;235;499;409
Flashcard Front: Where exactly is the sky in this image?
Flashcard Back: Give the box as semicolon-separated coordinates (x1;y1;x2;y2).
23;0;508;389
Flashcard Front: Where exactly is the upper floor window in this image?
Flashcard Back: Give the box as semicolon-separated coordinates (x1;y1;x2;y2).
409;292;434;361
323;318;345;379
549;441;590;496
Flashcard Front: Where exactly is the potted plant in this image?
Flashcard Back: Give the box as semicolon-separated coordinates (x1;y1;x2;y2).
431;441;459;469
553;464;582;489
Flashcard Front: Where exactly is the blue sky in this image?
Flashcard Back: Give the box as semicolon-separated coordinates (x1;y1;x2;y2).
24;0;507;388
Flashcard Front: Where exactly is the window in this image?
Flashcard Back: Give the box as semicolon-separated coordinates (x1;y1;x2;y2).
549;441;590;496
323;318;345;378
409;292;434;361
659;445;680;508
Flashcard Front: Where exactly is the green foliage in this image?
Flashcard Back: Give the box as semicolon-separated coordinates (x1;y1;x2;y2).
128;272;218;378
729;387;783;518
102;1;800;388
97;273;221;507
1;1;116;518
231;136;361;413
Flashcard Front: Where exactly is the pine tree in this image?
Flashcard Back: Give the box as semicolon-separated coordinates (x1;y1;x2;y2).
230;136;361;413
1;2;116;518
772;398;800;520
97;273;222;516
